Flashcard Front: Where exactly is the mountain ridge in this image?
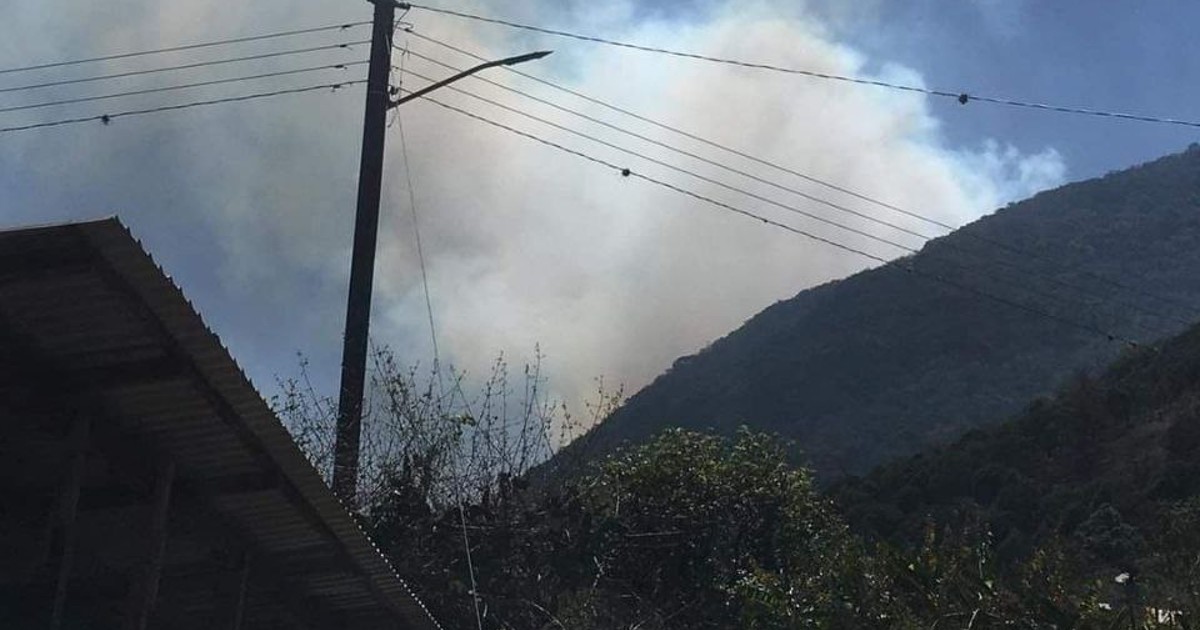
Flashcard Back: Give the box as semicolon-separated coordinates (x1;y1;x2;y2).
569;143;1200;479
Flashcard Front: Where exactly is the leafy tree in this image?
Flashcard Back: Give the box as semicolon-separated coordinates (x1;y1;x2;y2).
567;428;880;628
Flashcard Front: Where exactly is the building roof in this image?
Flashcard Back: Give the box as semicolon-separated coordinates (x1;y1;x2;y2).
0;218;441;630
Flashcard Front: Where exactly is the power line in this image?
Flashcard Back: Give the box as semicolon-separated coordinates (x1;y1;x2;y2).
0;22;370;77
391;69;1132;333
0;80;365;134
0;61;367;115
18;30;1183;330
399;88;1138;345
395;112;442;376
399;66;918;256
391;89;886;273
400;47;937;241
399;3;1200;129
393;65;1187;336
408;30;949;232
405;31;1200;323
0;40;370;95
391;30;445;379
398;66;1148;333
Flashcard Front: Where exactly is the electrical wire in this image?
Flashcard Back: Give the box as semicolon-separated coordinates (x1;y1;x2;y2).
396;52;479;630
400;47;936;241
386;20;409;130
0;22;370;76
396;112;441;376
399;4;1200;129
6;46;1148;343
0;80;365;134
400;66;1154;331
15;28;1181;329
456;496;486;630
406;31;1200;323
397;87;1138;345
399;67;918;255
0;61;367;115
0;25;1165;342
391;24;449;406
409;30;949;231
392;66;1185;337
0;40;370;95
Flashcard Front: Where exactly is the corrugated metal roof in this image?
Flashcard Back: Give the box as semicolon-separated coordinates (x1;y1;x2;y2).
0;218;443;630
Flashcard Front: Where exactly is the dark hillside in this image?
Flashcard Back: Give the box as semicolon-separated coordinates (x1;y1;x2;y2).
571;144;1200;479
833;319;1200;565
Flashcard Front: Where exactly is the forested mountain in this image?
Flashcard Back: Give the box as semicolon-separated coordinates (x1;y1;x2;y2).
572;144;1200;479
833;317;1200;576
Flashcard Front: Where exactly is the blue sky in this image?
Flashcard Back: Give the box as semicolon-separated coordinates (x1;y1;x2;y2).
838;1;1200;178
1;0;1197;419
621;0;1200;178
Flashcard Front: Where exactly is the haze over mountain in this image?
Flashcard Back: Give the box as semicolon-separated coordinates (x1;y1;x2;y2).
570;144;1200;479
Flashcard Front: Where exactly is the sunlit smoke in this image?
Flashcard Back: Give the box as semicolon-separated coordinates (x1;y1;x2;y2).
0;0;1065;422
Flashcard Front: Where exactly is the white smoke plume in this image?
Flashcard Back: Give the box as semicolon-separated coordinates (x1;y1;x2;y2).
0;0;1064;417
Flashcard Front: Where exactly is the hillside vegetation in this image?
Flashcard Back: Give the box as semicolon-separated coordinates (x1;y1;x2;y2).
368;425;1200;628
835;319;1200;571
574;144;1200;479
290;315;1200;628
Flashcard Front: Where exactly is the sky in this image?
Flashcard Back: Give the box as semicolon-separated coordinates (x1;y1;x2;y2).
2;0;1198;425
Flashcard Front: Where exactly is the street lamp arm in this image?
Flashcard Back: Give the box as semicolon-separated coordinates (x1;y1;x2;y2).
388;51;552;109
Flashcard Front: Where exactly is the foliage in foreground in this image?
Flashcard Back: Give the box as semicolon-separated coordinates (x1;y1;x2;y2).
278;345;1199;628
363;428;1193;629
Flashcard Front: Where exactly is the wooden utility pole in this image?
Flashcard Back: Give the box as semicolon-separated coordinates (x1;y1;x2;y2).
333;0;395;506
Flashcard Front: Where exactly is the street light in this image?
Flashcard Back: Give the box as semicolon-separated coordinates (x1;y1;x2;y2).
389;50;552;108
332;0;551;506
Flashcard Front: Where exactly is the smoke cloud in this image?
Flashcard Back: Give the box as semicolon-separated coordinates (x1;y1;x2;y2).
0;0;1064;417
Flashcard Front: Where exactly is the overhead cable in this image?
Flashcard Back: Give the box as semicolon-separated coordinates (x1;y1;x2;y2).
405;31;1200;321
398;4;1200;129
0;22;370;76
403;90;1139;345
399;66;920;254
0;61;367;115
400;47;936;241
408;30;950;231
392;66;1185;335
397;70;1172;337
0;40;369;95
395;114;442;377
0;81;364;134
